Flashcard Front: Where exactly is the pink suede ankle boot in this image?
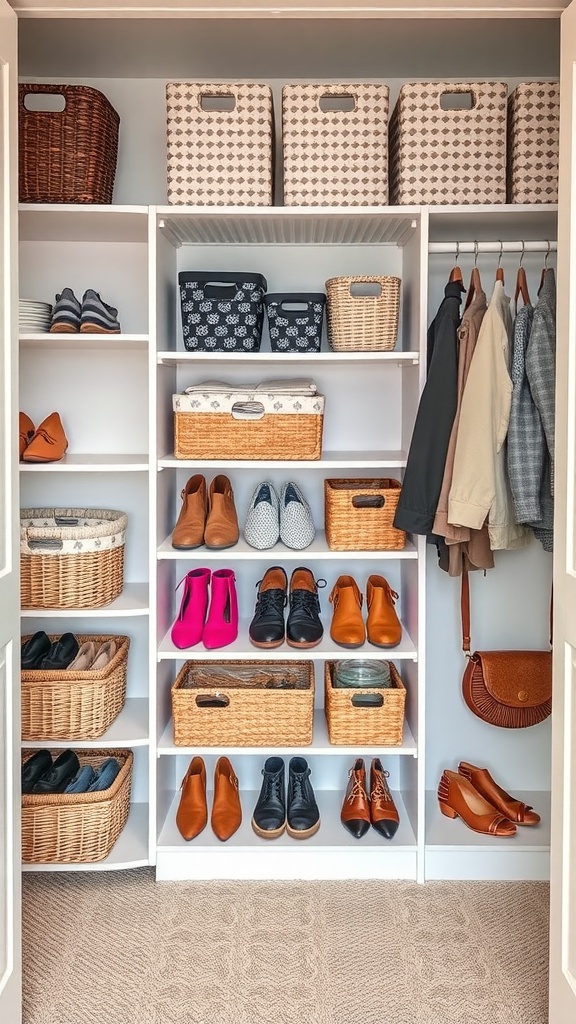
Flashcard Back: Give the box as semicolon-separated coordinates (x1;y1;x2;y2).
171;568;211;649
202;569;238;649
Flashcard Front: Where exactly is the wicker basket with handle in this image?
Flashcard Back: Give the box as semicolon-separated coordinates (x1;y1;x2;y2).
325;276;400;352
324;661;406;746
507;81;560;203
21;634;130;741
19;84;120;204
21;748;133;863
324;478;406;551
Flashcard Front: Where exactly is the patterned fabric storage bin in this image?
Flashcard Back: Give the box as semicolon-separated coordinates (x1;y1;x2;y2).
282;83;389;205
166;82;274;205
264;293;326;353
179;271;267;352
173;379;325;460
325;275;401;352
389;81;508;204
171;661;314;746
324;661;406;746
507;82;560;203
324;479;406;551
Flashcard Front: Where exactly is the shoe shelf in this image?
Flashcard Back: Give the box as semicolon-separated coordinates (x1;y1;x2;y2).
21;583;150;619
20;334;148;350
21;802;151;873
158;450;408;471
20;454;149;473
157;351;419;366
21;698;150;750
156;533;418;561
19;204;150;243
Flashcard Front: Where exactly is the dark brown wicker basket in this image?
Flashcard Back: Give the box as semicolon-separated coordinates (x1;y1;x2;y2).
19;84;120;204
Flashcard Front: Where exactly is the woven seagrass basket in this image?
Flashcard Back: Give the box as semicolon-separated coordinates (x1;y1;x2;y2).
324;479;406;551
171;660;314;746
325;276;400;352
324;661;406;746
21;748;133;863
20;508;127;610
19;84;119;204
21;634;130;741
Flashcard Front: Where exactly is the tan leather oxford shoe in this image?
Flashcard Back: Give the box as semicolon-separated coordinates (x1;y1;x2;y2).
176;756;207;841
366;575;402;648
22;412;68;463
329;575;365;648
171;475;207;549
204;475;239;550
211;756;242;842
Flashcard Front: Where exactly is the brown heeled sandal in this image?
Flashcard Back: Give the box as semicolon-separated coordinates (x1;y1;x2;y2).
438;769;517;837
458;761;540;826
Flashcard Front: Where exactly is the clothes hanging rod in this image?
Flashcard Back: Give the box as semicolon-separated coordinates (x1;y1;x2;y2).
429;241;557;255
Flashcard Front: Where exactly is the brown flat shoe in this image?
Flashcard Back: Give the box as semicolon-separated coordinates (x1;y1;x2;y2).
370;757;399;839
329;575;365;648
22;412;68;463
341;758;371;838
458;761;541;826
211;756;242;842
438;769;517;837
366;575;402;648
171;474;207;549
176;756;207;841
19;412;35;459
204;474;239;549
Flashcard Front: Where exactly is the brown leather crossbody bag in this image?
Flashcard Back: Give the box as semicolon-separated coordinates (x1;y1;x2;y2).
460;569;552;729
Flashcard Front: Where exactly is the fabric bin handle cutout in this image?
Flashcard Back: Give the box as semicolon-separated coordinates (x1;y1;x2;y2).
231;401;265;420
318;94;357;113
439;89;476;110
200;93;236;112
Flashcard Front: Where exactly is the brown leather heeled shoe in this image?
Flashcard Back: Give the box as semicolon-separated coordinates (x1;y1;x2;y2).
438;769;517;837
340;758;371;838
176;756;207;841
366;575;402;648
171;475;207;550
204;475;239;550
329;575;365;648
22;412;68;463
370;758;400;839
458;761;541;826
19;412;35;459
211;756;242;842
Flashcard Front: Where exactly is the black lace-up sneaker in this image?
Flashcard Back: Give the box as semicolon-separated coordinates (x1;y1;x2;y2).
248;566;288;648
80;289;121;334
287;756;320;839
286;566;324;648
251;756;286;839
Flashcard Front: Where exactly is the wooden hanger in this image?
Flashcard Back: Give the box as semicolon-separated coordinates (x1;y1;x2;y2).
449;241;463;283
495;240;505;284
464;241;482;311
514;242;531;307
539;240;551;293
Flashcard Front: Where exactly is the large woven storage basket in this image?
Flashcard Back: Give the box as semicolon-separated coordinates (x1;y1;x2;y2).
324;661;406;746
19;84;119;204
171;660;314;746
282;83;389;206
166;82;274;205
326;276;400;352
22;748;133;863
389;81;508;204
507;82;560;203
325;479;406;551
20;508;127;610
173;382;325;460
21;634;130;741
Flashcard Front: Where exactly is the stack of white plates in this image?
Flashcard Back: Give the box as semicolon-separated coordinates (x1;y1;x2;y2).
19;299;52;333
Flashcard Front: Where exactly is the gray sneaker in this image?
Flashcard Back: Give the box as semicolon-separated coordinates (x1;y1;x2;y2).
49;287;81;333
80;289;121;334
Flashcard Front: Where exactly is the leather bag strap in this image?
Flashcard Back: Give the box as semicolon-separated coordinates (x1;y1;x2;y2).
461;566;471;655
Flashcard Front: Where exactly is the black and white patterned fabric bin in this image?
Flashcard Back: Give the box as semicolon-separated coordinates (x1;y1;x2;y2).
179;272;268;352
264;293;326;353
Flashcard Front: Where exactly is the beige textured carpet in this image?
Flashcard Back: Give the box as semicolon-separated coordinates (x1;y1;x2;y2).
22;871;549;1024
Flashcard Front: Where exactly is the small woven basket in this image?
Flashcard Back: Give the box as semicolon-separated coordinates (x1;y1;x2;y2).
20;508;127;610
19;84;120;204
325;276;400;352
324;661;406;746
325;479;406;551
21;634;130;741
22;748;133;863
171;660;314;746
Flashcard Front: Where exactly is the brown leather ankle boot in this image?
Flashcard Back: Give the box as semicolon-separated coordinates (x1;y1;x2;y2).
366;575;402;648
340;758;370;838
370;757;400;839
176;756;207;841
171;474;207;550
204;475;239;549
329;575;365;648
211;756;242;842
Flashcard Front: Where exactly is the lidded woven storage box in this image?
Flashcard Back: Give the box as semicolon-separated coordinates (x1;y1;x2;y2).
507;81;560;203
21;634;130;741
22;748;133;863
173;379;325;460
171;660;314;746
389;81;508;204
324;479;406;551
20;508;127;610
325;275;401;351
19;84;120;204
166;82;274;205
282;83;389;205
179;271;267;352
325;661;406;746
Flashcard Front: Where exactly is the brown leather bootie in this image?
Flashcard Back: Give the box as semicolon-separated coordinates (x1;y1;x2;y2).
329;575;365;648
211;756;242;842
366;575;402;648
22;412;68;463
370;757;400;839
458;761;540;826
171;475;207;550
19;412;35;459
204;475;239;550
341;758;370;838
438;769;517;837
176;756;207;841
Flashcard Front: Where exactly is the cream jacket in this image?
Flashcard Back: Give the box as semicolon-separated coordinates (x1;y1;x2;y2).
447;281;529;551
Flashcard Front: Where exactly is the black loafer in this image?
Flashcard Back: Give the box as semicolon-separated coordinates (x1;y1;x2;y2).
249;566;287;648
39;632;79;671
251;756;286;839
286;567;324;648
21;630;51;669
21;749;53;793
32;749;80;794
287;756;320;839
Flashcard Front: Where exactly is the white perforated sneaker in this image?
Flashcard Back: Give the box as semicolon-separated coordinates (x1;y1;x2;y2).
244;481;280;549
279;481;315;550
